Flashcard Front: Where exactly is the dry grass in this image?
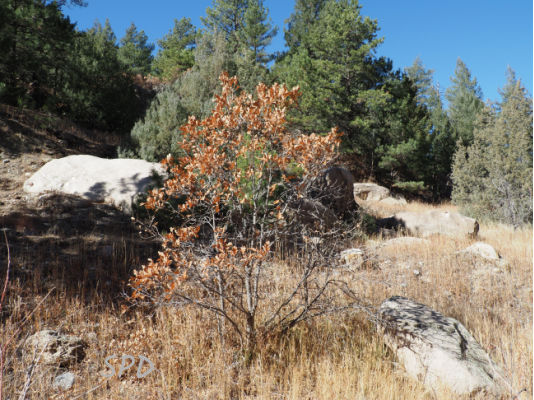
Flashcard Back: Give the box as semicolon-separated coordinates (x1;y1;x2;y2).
356;198;459;218
1;201;532;399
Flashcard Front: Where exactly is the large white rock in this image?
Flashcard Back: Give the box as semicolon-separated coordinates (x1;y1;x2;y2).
379;296;508;397
23;155;166;213
392;210;479;238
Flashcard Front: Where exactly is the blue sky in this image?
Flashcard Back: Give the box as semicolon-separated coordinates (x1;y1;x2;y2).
64;0;533;103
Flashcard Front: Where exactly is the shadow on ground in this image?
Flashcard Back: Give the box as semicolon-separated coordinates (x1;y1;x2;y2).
0;114;116;158
0;193;160;304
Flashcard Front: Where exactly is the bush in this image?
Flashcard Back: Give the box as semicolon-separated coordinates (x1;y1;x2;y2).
129;32;233;162
129;73;358;359
129;87;190;161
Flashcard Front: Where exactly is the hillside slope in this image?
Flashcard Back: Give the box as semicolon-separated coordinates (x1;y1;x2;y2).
0;108;159;300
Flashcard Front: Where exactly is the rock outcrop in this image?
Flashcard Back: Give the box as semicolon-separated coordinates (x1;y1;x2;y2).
23;155;166;213
379;296;508;397
353;183;390;202
385;210;479;238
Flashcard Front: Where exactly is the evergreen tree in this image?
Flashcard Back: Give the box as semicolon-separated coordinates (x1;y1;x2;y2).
118;23;154;76
129;88;190;161
405;57;435;106
235;0;278;90
372;73;431;193
201;0;249;52
152;17;197;81
175;32;233;118
0;0;75;107
445;58;484;146
283;0;327;56
129;0;281;161
201;0;278;89
275;0;384;135
62;19;140;133
452;69;532;226
405;58;456;199
274;0;431;193
50;0;87;7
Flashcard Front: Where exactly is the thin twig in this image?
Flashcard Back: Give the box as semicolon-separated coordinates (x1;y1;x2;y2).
0;230;12;400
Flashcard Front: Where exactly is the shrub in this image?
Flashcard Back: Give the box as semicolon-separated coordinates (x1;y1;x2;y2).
129;32;233;162
129;73;357;359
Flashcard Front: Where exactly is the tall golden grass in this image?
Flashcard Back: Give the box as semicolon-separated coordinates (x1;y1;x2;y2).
1;201;532;399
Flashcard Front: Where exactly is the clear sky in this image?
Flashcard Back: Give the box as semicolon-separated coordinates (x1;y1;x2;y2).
63;0;533;103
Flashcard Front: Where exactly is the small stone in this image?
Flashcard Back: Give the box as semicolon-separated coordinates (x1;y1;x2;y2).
86;332;98;344
2;159;10;164
53;372;75;391
340;248;365;268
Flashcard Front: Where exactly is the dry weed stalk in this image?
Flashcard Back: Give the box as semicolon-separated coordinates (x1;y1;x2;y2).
1;230;56;400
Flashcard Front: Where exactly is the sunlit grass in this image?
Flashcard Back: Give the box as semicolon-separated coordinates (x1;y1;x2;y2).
1;201;531;399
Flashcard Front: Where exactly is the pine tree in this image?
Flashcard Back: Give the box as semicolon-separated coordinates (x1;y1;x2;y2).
445;58;484;146
118;23;154;76
274;0;384;135
235;0;278;90
274;0;431;192
283;0;327;56
152;18;197;81
201;0;249;52
0;0;75;107
62;19;140;133
452;69;532;226
405;57;435;106
405;58;456;199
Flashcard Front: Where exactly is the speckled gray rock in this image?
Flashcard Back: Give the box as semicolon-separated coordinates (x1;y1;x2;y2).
378;296;508;397
25;330;87;367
